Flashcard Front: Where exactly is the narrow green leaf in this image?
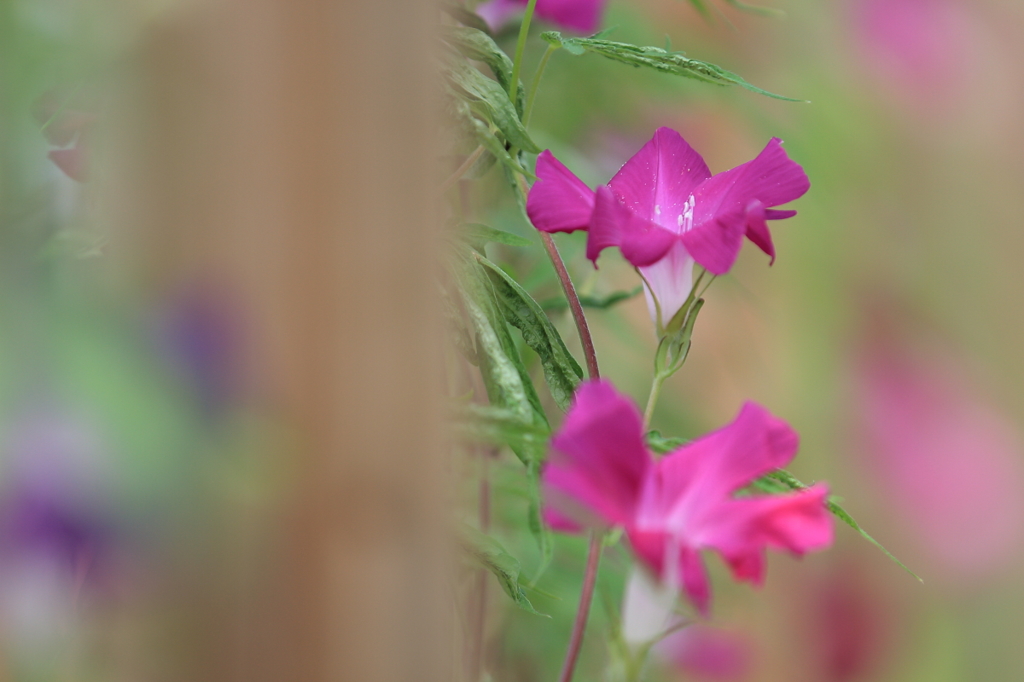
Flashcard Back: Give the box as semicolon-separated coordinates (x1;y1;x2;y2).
457;259;549;463
539;31;805;102
441;3;494;34
448;95;532;178
526;459;553;583
442;26;526;116
757;470;922;582
452;403;550;455
463;526;548;616
723;0;785;18
445;58;542;153
462;223;533;251
646;430;689;454
542;285;644;311
476;253;584;411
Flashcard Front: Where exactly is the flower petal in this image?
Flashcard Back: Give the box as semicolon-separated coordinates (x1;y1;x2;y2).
542;380;651;529
588;185;677;267
698;485;834;585
526;150;596;234
678;206;747;275
637;241;696;328
608;127;711;232
683;138;809;273
535;0;607;33
655;402;800;516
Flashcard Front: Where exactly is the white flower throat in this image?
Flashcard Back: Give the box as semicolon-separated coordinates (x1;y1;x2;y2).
677;194;695;234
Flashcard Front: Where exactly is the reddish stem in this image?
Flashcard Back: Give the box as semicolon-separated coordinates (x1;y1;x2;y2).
539;232;599;380
557;532;603;682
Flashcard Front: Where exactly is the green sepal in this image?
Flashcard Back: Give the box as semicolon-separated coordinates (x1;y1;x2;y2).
463;526;548;616
539;31;805;102
475;253;584;411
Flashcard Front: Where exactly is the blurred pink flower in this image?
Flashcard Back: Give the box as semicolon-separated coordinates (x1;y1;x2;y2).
527;128;808;327
475;0;607;34
657;625;751;681
850;0;971;99
804;565;890;682
32;90;94;183
856;344;1024;578
542;380;833;614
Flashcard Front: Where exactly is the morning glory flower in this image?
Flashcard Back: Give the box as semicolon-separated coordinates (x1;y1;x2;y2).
476;0;607;35
542;380;832;614
526;127;809;328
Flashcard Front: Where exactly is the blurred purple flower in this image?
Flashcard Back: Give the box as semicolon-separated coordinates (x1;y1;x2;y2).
527;128;809;327
475;0;607;34
0;410;113;583
856;342;1024;578
158;286;241;418
542;380;833;614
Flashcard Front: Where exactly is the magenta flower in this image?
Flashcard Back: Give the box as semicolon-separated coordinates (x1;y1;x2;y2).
476;0;607;34
543;380;832;614
527;128;809;327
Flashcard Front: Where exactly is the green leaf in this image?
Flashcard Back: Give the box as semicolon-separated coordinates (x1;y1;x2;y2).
525;459;553;583
441;3;494;34
646;430;689;454
723;0;785;18
539;31;805;102
448;96;532;178
461;223;533;251
463;526;547;616
475;253;584;411
452;403;550;455
442;26;526;116
542;285;644;311
457;258;549;464
754;470;923;582
444;57;542;153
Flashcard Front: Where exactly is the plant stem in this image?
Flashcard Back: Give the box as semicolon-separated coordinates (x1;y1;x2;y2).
642;371;667;430
524;43;558;127
557;532;603;682
509;0;540;100
539;232;599;379
440;144;485;194
467;450;493;681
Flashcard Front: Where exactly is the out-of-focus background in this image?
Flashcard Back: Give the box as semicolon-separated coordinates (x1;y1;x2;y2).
2;0;1024;680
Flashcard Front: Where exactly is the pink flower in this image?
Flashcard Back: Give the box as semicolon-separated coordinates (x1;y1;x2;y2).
856;341;1024;579
32;90;95;183
527;128;809;327
543;380;832;614
475;0;607;34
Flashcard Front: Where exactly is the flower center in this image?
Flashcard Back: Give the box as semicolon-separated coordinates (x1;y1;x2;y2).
676;194;695;234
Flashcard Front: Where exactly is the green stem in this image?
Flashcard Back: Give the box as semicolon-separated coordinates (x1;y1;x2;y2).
509;0;540;100
642;371;668;430
523;43;558;128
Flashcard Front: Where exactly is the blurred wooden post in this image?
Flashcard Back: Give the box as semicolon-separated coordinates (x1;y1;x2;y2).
117;0;447;680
